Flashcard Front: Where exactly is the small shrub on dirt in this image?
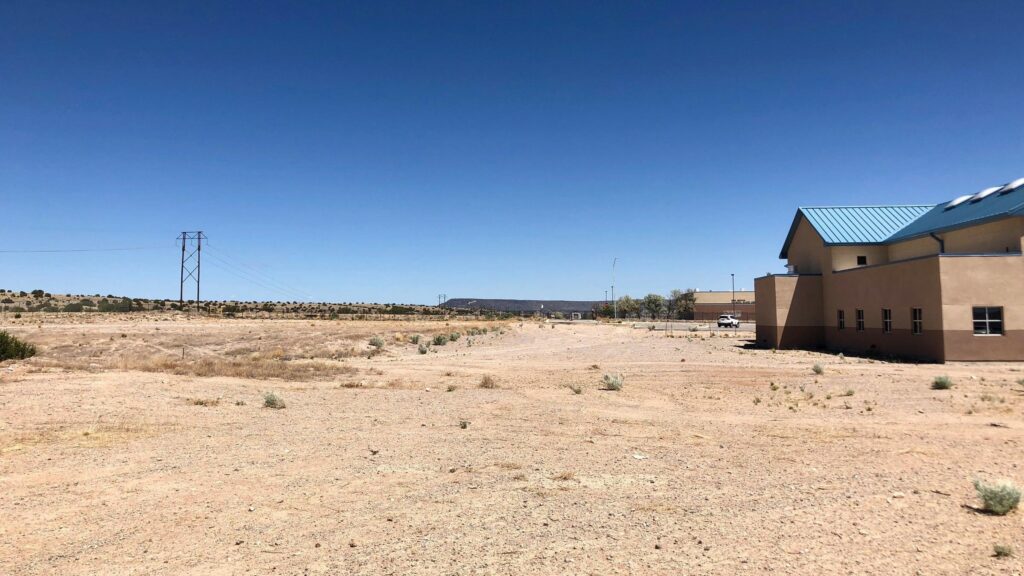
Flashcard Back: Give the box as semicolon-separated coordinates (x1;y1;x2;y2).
994;544;1014;558
459;420;469;429
449;332;461;342
973;478;1020;515
841;389;855;397
602;373;624;391
0;331;36;361
263;392;286;409
753;397;761;405
187;398;219;407
369;336;385;349
479;375;497;389
552;471;575;481
410;334;421;344
418;344;429;354
446;384;457;392
812;363;824;375
433;334;448;346
932;375;953;390
568;383;582;395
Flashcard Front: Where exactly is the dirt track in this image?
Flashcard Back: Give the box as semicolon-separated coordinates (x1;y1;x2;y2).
2;317;1022;574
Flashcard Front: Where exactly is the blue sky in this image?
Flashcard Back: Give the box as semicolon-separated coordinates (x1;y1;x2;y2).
2;1;1023;304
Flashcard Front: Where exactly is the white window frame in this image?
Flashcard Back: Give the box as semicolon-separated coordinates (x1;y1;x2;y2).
972;306;1004;336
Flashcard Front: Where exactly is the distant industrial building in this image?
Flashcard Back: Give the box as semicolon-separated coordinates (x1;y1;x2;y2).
688;290;756;322
755;176;1024;361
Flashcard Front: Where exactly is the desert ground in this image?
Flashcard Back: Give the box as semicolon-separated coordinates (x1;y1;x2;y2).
2;315;1022;575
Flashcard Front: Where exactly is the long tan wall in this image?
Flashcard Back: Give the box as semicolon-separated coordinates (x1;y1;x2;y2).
822;256;945;361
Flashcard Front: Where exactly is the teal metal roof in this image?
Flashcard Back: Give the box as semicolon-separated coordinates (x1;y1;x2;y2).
778;177;1024;259
779;206;933;258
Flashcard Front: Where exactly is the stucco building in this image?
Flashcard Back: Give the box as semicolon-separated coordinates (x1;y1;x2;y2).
755;177;1024;361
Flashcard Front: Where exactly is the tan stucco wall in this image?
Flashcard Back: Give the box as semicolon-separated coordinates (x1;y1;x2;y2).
755;274;824;349
887;217;1024;262
888;236;938;262
938;254;1024;361
942;217;1024;254
786;218;826;274
829;245;889;271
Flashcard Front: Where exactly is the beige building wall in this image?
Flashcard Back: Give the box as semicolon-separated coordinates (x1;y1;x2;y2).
754;274;824;349
821;257;945;360
786;218;826;274
939;254;1024;361
941;217;1024;254
888;236;939;262
829;244;889;271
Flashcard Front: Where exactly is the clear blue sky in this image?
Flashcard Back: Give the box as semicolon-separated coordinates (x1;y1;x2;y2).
2;1;1022;304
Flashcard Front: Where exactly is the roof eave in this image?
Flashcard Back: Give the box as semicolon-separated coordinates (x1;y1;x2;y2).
778;209;806;260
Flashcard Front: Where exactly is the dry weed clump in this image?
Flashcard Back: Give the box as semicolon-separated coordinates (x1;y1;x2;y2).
479;375;497;389
118;354;355;381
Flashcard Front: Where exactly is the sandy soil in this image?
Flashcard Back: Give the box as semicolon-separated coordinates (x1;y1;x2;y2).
2;316;1022;575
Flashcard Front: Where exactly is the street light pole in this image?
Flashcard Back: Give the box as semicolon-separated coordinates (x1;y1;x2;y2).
731;273;736;333
612;257;618;320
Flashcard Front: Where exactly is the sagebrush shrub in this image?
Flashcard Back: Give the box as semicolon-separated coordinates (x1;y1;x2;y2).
263;392;286;409
602;373;624;391
812;363;824;375
418;344;429;354
479;375;497;389
433;334;448;346
369;336;385;349
973;479;1020;515
932;376;953;390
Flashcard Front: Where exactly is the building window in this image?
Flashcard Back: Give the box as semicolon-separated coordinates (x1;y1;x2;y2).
855;309;865;331
882;309;892;334
911;308;923;335
837;309;845;330
856;255;867;266
973;307;1004;335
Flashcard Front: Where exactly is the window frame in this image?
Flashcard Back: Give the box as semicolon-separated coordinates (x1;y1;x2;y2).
972;306;1004;336
837;309;845;330
882;308;892;334
855;309;865;331
911;308;923;336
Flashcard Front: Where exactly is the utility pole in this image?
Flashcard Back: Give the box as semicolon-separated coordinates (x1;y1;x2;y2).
731;273;737;334
612;257;618;320
179;232;205;314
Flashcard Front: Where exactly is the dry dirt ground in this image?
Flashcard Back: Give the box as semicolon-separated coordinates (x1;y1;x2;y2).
2;316;1023;575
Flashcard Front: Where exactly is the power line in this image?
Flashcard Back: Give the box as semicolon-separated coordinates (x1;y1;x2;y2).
0;246;164;254
204;258;309;301
204;245;313;300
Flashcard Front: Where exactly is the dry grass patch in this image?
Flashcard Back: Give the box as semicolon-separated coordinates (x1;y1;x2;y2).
117;354;355;381
186;397;220;407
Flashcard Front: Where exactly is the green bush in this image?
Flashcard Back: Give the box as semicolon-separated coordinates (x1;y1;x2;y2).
263;392;286;409
602;373;624;391
433;334;449;346
418;344;429;354
812;363;824;375
369;336;385;349
932;376;953;390
410;334;421;344
449;332;461;341
0;331;36;361
973;479;1020;515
